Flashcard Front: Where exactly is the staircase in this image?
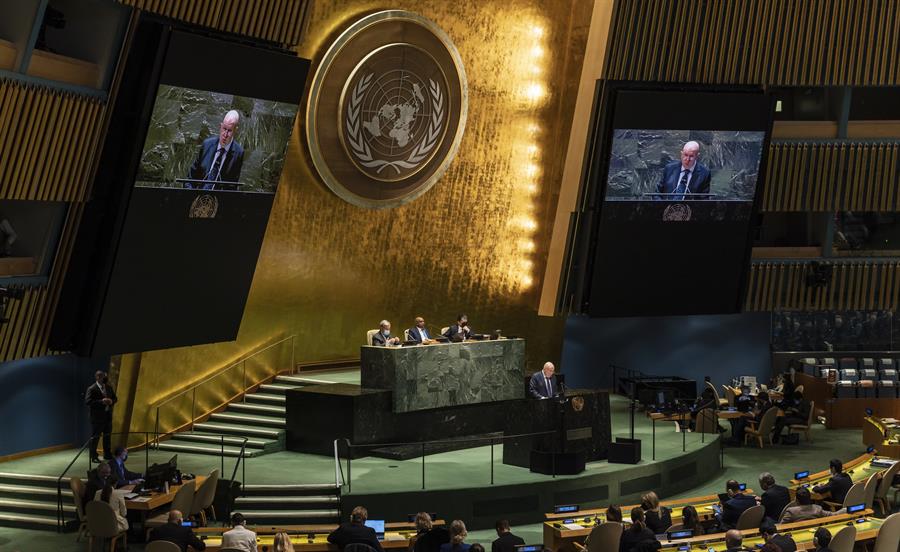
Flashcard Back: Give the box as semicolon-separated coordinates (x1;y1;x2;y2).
0;472;75;530
234;483;341;525
156;374;337;458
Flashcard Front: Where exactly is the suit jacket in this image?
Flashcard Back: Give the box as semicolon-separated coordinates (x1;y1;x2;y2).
371;331;394;347
760;484;791;521
528;372;558;399
222;525;257;552
414;527;450;552
85;382;117;422
492;532;525;552
644;507;672;534
327;522;384;552
656;161;711;196
149;522;207;551
813;472;852;504
187;136;245;189
721;493;757;528
108;458;142;488
83;469;109;504
781;504;832;523
408;326;432;343
619;527;659;552
768;534;797;552
442;325;472;341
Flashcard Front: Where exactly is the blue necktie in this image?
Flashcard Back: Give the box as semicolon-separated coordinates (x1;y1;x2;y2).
545;377;552;396
673;170;691;200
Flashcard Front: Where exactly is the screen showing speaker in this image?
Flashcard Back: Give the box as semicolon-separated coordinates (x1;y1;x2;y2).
586;87;772;317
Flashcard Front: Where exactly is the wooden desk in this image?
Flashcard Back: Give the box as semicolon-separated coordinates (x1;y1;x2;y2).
788;453;884;501
196;528;420;552
863;416;900;458
124;475;207;512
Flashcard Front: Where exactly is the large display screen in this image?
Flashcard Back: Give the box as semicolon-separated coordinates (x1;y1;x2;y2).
584;87;772;317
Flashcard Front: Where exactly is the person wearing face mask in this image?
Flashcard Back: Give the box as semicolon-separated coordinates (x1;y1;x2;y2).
443;314;474;342
108;446;144;488
85;370;118;463
372;320;401;347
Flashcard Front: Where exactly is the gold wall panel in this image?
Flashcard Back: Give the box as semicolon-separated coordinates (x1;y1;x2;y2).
745;261;900;311
605;0;900;85
118;0;310;47
122;0;592;435
762;141;900;212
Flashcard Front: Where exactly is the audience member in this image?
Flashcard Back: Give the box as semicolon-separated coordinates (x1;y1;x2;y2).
772;390;810;443
758;472;791;522
724;529;744;552
680;505;704;536
148;510;206;551
84;463;112;505
619;508;659;552
328;506;384;552
606;505;623;523
720;479;756;529
812;527;833;552
781;487;836;522
760;520;797;552
108;446;142;488
491;519;524;552
640;491;672;534
274;531;296;552
470;544;485;552
222;513;258;552
414;512;450;552
94;481;128;533
812;459;852;504
440;520;470;552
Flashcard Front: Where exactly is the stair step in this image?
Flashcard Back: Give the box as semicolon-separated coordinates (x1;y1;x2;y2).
242;483;339;493
0;497;75;514
0;473;69;486
155;442;262;458
258;384;300;395
235;496;340;505
275;375;337;386
210;412;285;428
238;509;341;519
171;433;273;449
245;393;286;404
0;512;61;529
228;402;286;415
193;422;281;439
0;484;73;501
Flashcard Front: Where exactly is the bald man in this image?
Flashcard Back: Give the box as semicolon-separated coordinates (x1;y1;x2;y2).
528;362;560;399
148;509;206;551
656;140;711;199
187;109;245;190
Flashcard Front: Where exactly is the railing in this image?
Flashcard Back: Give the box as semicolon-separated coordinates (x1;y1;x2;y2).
56;430;248;531
333;431;557;493
153;335;296;442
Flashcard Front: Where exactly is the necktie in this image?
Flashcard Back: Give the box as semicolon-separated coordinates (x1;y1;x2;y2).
674;169;691;199
421;328;428;339
207;148;226;181
545;377;552;396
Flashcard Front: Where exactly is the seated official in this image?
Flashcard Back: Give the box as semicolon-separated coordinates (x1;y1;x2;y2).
408;317;436;344
719;479;756;529
733;392;773;445
812;527;833;552
94;482;129;533
619;508;659;552
812;458;853;504
758;472;790;522
439;520;469;552
148;510;206;551
640;491;671;534
528;362;559;399
491;519;524;552
443;314;474;342
760;519;797;552
772;390;810;443
328;506;384;552
84;463;112;505
782;487;838;522
274;532;295;552
108;446;142;488
222;513;257;552
724;530;745;552
413;512;450;552
372;320;401;347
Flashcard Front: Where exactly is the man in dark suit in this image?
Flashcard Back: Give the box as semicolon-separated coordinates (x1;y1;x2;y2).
108;446;143;488
443;314;474;342
656;141;712;200
83;463;112;505
773;390;811;443
85;370;117;463
723;530;746;552
148;510;206;551
758;472;791;522
812;459;853;504
413;512;449;552
328;505;384;552
372;320;400;347
720;479;757;529
528;362;559;399
408;317;435;344
760;520;797;552
492;519;525;552
186;110;244;190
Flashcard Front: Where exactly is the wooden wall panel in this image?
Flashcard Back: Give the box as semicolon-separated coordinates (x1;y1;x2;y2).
118;0;309;47
605;0;900;86
745;261;900;311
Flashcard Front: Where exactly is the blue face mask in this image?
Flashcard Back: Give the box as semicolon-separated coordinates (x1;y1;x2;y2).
383;331;391;337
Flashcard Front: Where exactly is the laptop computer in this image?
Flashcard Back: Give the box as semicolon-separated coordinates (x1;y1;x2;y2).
365;520;385;540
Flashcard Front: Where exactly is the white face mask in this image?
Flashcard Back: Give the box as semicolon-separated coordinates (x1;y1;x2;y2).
383;331;391;337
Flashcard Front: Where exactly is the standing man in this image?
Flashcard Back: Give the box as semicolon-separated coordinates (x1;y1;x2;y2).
656;141;712;200
408;317;435;344
528;362;559;399
372;320;400;347
187;110;245;190
85;370;117;463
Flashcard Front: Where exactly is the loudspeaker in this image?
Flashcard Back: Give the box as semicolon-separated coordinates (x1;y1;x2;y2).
529;449;586;475
608;437;641;464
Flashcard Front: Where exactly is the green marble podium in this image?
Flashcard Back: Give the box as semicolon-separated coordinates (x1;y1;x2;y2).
360;339;526;413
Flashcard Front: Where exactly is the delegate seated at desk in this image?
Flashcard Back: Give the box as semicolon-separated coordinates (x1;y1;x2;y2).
811;458;853;503
328;506;384;552
408;317;436;344
443;314;474;342
108;446;143;488
373;320;401;347
528;362;559;399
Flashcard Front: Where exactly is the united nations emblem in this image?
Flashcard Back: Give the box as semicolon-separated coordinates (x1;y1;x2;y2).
189;194;218;219
306;11;467;209
662;203;692;221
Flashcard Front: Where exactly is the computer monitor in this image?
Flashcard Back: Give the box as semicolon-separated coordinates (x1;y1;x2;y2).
365;520;385;540
515;545;544;552
794;470;809;480
667;529;693;540
554;504;579;514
